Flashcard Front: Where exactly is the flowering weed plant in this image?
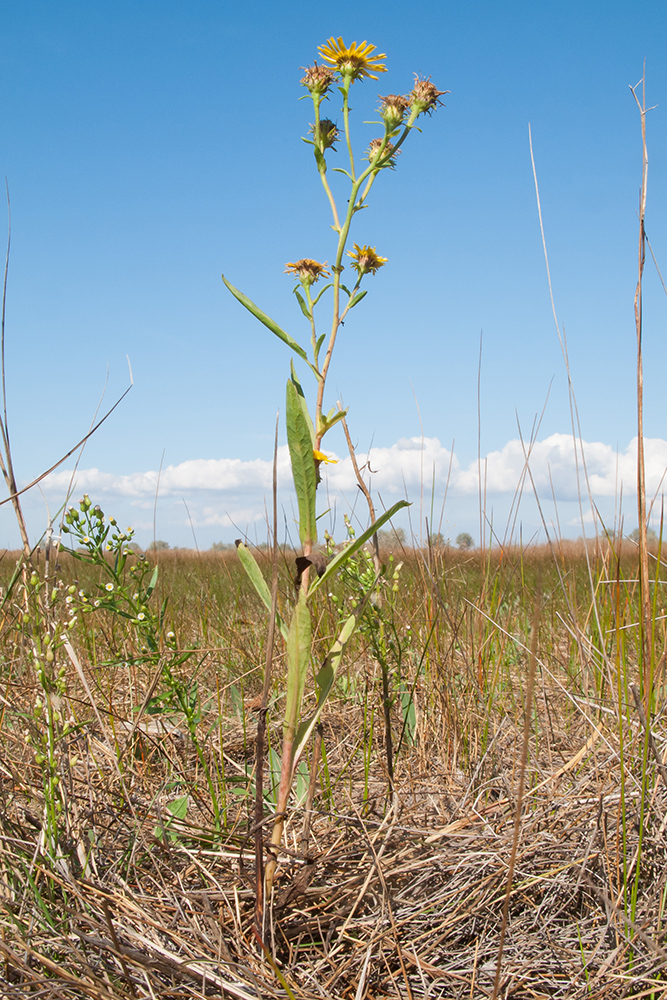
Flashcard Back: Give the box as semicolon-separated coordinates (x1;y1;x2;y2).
223;37;445;902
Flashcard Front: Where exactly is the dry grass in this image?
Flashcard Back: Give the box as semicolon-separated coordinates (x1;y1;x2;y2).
1;541;667;998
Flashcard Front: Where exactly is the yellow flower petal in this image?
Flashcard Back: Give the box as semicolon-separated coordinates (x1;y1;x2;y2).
313;450;338;464
317;37;387;81
347;244;388;276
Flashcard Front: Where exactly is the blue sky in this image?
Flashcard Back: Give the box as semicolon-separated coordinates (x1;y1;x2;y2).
1;0;667;548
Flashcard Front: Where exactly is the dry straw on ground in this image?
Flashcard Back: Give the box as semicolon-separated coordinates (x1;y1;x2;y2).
1;544;667;998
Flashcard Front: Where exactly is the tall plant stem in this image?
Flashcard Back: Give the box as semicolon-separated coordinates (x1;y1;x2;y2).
265;731;295;895
314;180;365;440
254;415;280;944
491;590;540;999
313;120;406;442
0;184;31;560
630;70;654;713
342;83;356;180
313;101;341;232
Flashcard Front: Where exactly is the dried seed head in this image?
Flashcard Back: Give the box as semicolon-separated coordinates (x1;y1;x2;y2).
284;259;331;287
366;138;400;168
312;118;340;151
300;62;335;97
379;93;409;128
409;75;448;116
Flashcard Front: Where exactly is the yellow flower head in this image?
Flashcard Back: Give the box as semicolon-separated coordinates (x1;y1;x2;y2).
313;450;338;465
285;259;330;286
347;244;388;276
317;37;388;82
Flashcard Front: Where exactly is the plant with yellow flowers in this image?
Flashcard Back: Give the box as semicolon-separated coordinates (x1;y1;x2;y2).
222;37;446;911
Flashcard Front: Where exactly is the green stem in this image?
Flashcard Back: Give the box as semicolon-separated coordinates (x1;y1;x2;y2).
338;278;362;326
320;172;340;232
304;285;319;365
314;182;366;440
358;124;412;205
342;80;355;181
312;114;414;439
313;98;341;231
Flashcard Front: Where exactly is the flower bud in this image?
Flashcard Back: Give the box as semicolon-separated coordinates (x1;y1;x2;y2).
408;75;448;118
313;118;340;151
300;62;335;97
366;138;399;169
284;259;330;288
378;93;409;129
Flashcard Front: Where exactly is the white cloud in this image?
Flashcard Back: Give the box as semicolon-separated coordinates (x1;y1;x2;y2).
457;434;667;502
44;448;293;498
41;434;667;503
324;437;458;495
35;433;667;544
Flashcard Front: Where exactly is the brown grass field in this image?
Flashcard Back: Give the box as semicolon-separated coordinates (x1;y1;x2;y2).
1;538;667;998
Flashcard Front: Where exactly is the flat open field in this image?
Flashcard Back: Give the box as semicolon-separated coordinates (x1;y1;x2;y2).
1;539;666;998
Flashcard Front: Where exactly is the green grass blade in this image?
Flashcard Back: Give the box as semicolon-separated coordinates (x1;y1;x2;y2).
286;378;317;546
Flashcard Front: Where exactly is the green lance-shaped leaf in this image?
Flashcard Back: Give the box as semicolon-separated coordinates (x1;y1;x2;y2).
235;541;288;640
293;287;311;321
308;499;410;598
166;794;189;820
311;283;333;307
348;290;368;309
292;584;376;764
286;378;317;546
222;273;315;372
318;406;348;438
145;565;159;600
290;361;315;447
284;589;311;737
